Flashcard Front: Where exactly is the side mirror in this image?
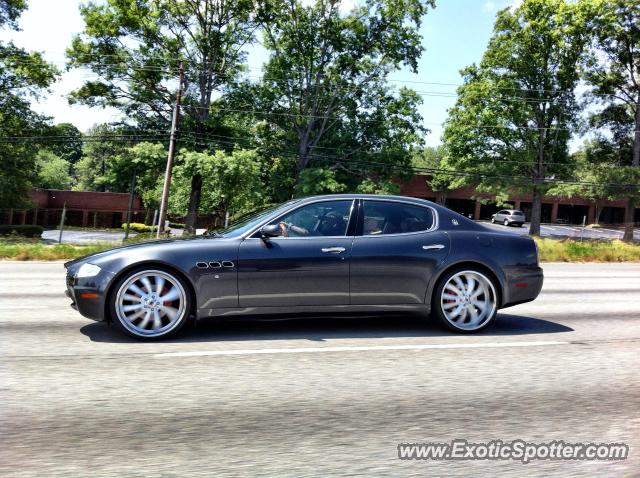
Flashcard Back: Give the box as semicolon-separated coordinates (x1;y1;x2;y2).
260;224;282;239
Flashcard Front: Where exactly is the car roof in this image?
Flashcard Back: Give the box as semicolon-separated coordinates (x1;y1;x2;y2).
295;194;436;207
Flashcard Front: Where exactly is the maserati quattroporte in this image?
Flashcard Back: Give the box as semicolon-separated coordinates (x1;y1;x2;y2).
65;194;543;339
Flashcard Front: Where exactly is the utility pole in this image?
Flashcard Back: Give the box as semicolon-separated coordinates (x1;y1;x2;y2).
157;62;184;239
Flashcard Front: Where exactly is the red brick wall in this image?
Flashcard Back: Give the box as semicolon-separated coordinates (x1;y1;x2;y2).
30;189;142;212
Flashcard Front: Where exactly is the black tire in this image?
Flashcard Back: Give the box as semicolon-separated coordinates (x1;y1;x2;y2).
109;266;193;340
431;267;499;333
491;218;495;224
503;218;509;226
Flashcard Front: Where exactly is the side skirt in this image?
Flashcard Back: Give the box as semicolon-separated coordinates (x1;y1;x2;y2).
197;304;431;319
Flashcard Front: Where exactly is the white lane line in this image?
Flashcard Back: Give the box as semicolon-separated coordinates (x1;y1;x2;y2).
0;306;57;310
155;341;568;358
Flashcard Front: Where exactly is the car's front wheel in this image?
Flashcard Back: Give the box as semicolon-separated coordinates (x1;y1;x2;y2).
110;268;191;340
432;268;498;333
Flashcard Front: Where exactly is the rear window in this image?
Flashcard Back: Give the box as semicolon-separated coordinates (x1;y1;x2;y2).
512;210;524;216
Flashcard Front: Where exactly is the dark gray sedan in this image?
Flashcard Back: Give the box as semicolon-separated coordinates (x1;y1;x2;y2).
65;194;543;339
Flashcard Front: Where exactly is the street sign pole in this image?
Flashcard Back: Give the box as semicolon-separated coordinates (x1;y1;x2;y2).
124;171;137;242
58;202;67;244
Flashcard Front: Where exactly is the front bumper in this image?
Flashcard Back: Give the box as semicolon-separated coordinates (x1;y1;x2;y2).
501;265;544;307
65;266;116;321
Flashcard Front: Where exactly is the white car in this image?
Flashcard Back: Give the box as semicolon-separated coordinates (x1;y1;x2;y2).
491;209;525;227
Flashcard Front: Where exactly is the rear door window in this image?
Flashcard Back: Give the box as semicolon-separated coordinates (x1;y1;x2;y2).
361;201;434;235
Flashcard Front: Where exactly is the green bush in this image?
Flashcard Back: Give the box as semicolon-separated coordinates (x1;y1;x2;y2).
121;222;158;233
168;222;185;229
0;225;44;238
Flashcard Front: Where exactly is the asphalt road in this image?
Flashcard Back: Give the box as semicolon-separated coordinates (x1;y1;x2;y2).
1;262;639;477
42;229;136;244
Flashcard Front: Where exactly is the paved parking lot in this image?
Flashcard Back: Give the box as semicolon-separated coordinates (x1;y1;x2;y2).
480;221;639;241
1;262;639;477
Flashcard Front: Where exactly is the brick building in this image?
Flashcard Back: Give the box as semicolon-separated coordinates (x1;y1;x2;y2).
400;175;640;225
0;189;146;228
1;179;638;228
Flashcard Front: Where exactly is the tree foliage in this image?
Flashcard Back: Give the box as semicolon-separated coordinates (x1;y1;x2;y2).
580;0;640;240
35;150;73;190
231;0;432;188
170;149;264;219
46;123;84;164
67;0;257;231
443;0;592;235
0;0;57;208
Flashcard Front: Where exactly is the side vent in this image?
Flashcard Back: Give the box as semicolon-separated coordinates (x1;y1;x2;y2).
196;262;209;269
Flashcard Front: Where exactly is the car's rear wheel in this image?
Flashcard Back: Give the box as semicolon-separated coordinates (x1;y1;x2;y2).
432;269;498;333
110;268;191;340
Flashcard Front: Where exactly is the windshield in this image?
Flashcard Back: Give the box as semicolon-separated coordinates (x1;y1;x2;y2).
210;200;300;238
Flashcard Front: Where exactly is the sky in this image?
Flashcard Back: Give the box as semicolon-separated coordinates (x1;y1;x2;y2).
0;0;519;147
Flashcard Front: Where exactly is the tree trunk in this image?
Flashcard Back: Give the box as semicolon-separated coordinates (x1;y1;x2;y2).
294;129;312;186
624;105;640;242
529;189;542;236
622;197;635;242
184;174;203;234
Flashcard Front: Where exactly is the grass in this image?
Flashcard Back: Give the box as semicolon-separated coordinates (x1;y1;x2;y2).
0;242;114;260
535;238;640;262
1;237;639;262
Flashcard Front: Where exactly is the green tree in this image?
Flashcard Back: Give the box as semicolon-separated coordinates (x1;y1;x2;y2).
581;0;640;241
170;149;264;221
443;0;591;235
46;123;84;164
553;154;640;226
105;142;168;211
67;0;257;232
35;150;73;190
0;0;57;207
412;145;454;204
74;124;133;192
241;0;432;186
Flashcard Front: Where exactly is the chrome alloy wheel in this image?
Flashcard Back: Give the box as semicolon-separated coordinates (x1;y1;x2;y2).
115;270;187;337
440;270;497;331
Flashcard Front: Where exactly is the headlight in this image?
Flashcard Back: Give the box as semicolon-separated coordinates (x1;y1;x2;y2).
76;263;102;278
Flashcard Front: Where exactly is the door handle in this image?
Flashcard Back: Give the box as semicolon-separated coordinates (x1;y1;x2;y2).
422;244;445;250
321;247;346;253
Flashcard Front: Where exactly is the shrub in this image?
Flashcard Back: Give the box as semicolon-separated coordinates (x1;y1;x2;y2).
121;223;158;233
168;222;185;229
0;225;44;238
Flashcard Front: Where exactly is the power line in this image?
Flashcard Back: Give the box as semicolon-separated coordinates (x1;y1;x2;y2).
0;130;636;170
1;130;634;188
3;51;621;102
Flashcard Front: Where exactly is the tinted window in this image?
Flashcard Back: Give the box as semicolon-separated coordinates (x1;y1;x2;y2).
269;200;353;237
216;200;300;238
362;201;434;235
512;210;524;216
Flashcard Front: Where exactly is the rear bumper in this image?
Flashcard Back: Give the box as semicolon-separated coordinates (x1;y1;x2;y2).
501;265;543;308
